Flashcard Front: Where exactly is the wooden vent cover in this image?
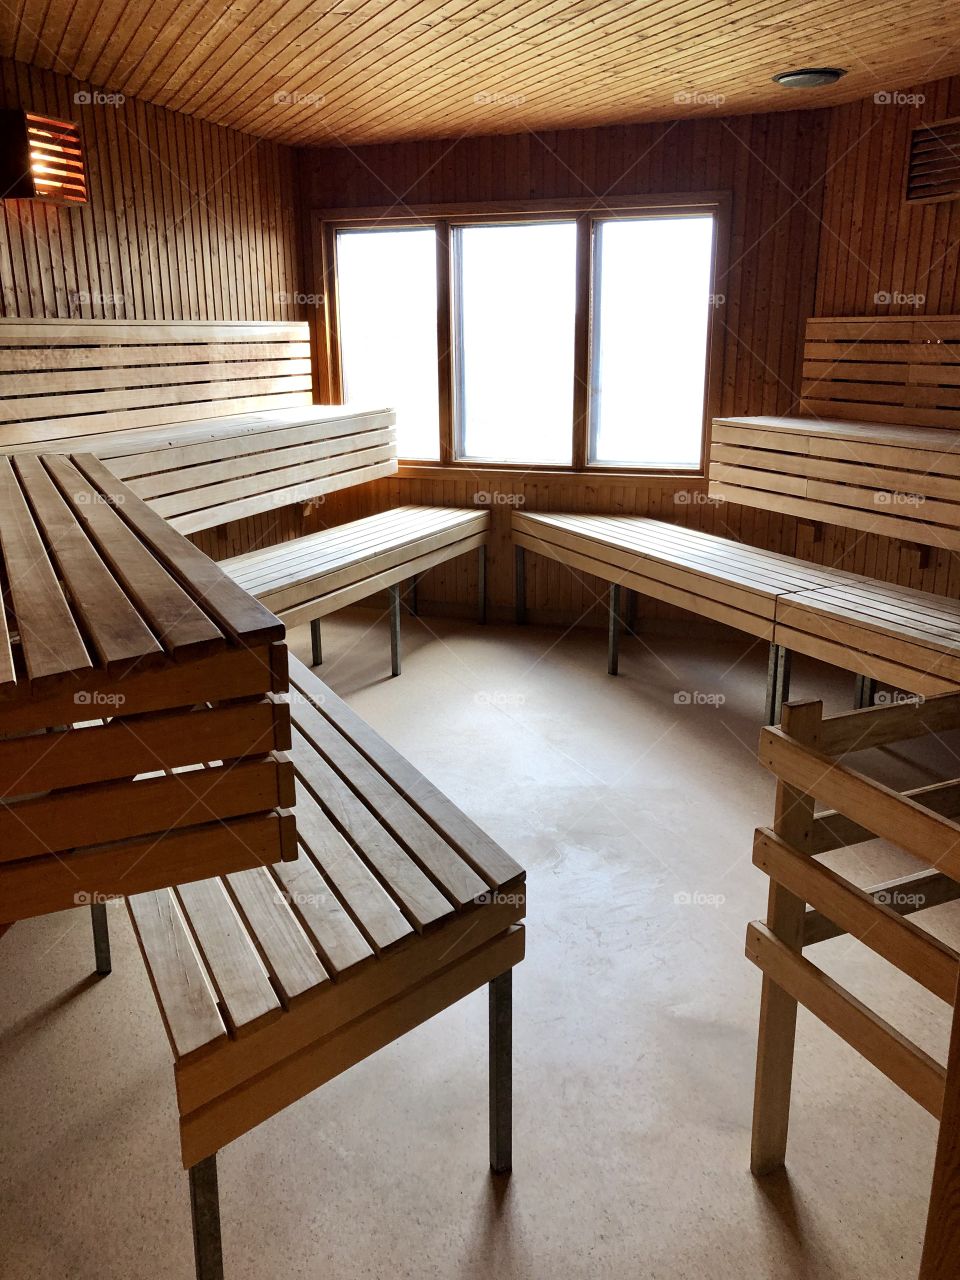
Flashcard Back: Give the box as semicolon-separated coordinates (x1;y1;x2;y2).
906;116;960;206
0;110;87;205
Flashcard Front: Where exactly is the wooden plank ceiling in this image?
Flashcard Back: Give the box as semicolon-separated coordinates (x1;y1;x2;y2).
3;0;960;146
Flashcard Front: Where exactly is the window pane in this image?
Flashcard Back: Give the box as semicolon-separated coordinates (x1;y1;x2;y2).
591;216;715;469
456;222;576;465
336;228;440;460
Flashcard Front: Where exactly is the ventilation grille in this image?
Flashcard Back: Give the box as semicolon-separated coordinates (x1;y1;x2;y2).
906;117;960;205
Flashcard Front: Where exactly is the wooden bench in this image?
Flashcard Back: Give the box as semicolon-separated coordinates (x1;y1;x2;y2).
512;510;960;721
709;316;960;548
748;693;960;1279
513;315;960;721
106;654;525;1279
0;319;487;675
224;505;490;675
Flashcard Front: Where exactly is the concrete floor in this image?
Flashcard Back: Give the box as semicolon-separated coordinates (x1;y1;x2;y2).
2;609;958;1280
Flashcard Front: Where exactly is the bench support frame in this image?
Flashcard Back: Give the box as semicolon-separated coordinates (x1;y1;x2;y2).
489;970;513;1174
389;584;401;677
608;584;623;677
515;546;527;625
853;674;877;709
90;902;111;976
765;643;792;725
478;545;487;625
189;1154;224;1280
310;619;323;667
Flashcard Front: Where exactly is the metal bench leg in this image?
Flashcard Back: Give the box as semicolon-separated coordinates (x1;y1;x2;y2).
90;902;111;976
608;583;623;676
189;1155;224;1280
853;674;876;709
310;618;323;667
515;546;526;625
389;584;401;677
478;544;487;624
764;643;792;725
489;970;513;1174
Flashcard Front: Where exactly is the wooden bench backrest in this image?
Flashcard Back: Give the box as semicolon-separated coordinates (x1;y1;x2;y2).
708;315;960;547
0;319;314;448
801;315;960;428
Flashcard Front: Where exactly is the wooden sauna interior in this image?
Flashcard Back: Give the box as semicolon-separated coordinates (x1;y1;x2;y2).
3;3;960;1279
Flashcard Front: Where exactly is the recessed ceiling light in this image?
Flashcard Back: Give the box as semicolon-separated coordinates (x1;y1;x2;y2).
773;67;847;89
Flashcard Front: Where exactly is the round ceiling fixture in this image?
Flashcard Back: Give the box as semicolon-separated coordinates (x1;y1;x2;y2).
773;67;847;89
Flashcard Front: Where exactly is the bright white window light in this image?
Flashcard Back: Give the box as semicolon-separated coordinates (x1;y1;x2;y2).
336;227;440;460
455;221;577;465
591;215;715;469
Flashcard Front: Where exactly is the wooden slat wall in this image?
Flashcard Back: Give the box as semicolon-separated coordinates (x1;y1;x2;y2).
803;72;960;608
304;112;829;625
0;58;302;323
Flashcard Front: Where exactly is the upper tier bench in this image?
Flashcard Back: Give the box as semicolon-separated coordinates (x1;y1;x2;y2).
0;319;488;674
710;316;960;549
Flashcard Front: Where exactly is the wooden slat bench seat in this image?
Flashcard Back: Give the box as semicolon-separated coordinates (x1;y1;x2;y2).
0;318;488;679
512;510;960;719
222;505;490;675
709;317;960;547
121;654;525;1278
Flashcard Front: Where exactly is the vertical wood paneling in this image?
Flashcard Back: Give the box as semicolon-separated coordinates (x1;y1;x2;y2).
0;57;302;322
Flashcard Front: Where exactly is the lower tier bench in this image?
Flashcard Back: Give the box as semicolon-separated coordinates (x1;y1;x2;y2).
121;655;524;1279
223;505;490;675
513;510;960;720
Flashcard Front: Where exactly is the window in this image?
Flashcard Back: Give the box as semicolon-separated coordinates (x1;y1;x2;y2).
327;201;720;472
335;227;440;460
591;216;715;469
454;222;577;465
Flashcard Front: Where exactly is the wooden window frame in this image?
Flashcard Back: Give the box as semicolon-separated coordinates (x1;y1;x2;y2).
316;192;729;480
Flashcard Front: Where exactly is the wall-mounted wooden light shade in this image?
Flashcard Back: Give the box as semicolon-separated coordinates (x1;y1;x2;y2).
0;110;87;205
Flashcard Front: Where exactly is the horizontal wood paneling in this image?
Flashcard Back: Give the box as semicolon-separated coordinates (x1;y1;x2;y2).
806;73;960;612
305;113;827;624
0;59;302;323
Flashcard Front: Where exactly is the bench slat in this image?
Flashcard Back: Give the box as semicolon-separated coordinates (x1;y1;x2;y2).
128;889;228;1062
293;776;414;954
289;729;454;931
0;455;91;689
45;454;226;660
272;853;374;977
175;878;283;1037
12;455;163;675
225;866;329;1006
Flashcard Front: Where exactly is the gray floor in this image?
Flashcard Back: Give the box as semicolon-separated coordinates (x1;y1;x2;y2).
2;609;957;1280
